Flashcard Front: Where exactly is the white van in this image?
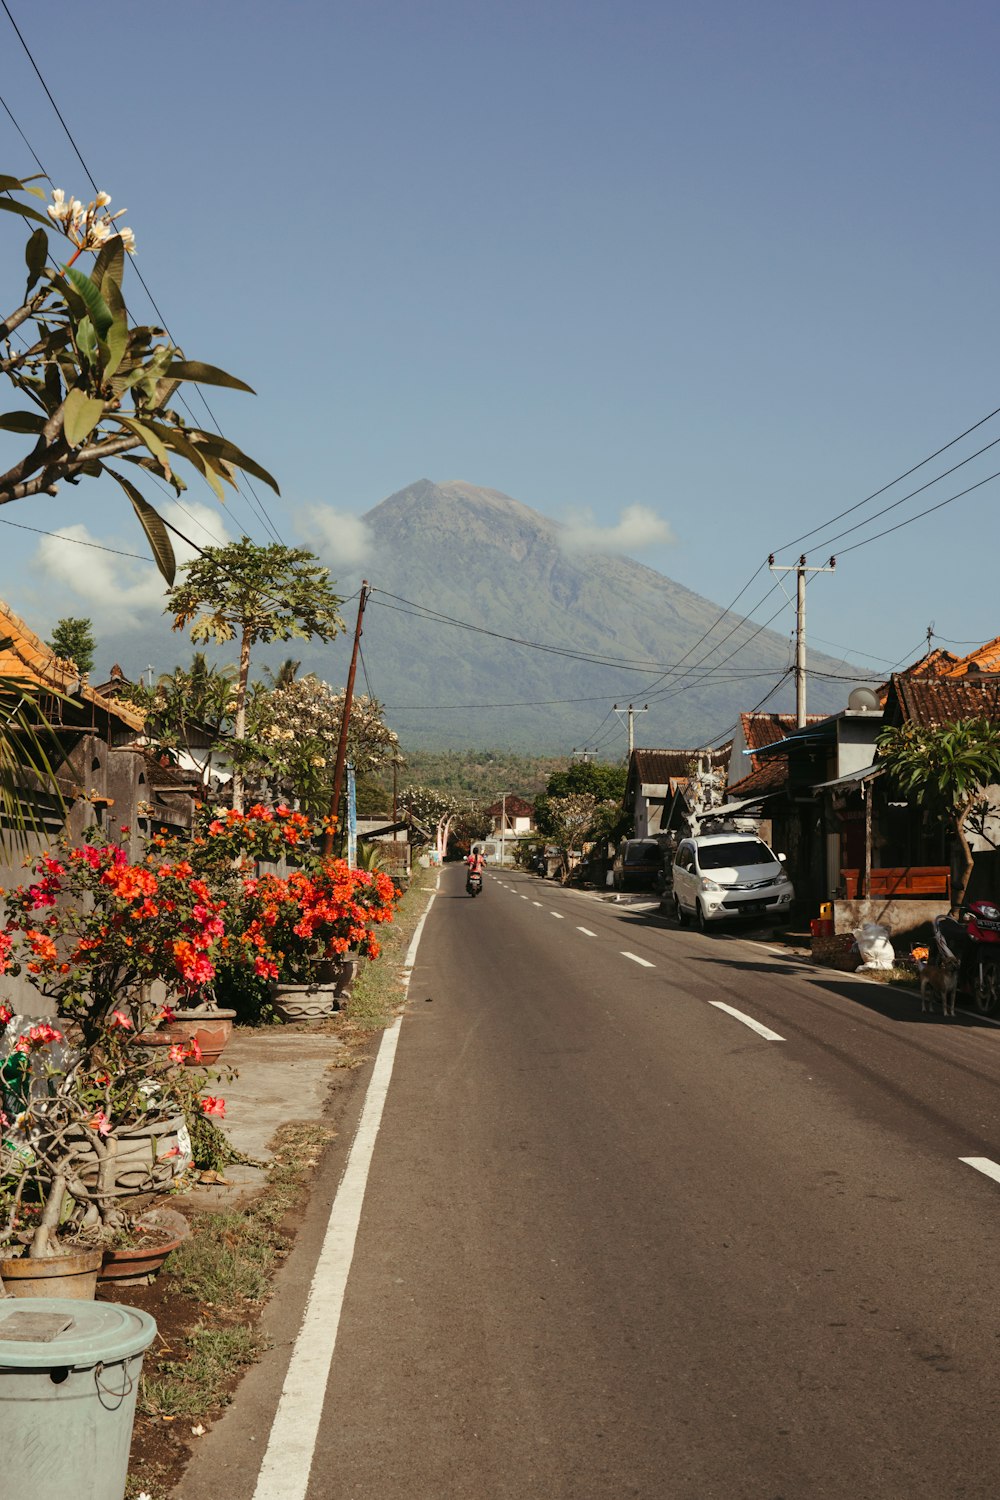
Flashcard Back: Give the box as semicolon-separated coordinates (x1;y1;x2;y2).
672;832;794;931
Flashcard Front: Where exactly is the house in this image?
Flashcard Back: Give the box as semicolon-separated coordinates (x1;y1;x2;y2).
483;794;536;865
0;601;200;1014
624;746;732;841
94;663;233;793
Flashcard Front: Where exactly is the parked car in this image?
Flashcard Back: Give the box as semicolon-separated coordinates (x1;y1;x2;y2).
671;832;794;931
612;838;664;892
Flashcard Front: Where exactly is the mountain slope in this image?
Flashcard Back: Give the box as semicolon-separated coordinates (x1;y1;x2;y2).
293;480;863;754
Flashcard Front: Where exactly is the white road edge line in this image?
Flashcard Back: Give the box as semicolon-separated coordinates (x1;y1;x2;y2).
710;1000;784;1041
252;886;436;1500
577;926;597;937
622;951;655;968
960;1156;1000;1186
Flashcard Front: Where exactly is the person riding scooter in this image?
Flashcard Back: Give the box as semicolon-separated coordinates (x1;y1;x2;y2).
466;848;485;896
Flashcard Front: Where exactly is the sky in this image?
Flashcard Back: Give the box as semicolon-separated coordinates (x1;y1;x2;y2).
1;0;1000;723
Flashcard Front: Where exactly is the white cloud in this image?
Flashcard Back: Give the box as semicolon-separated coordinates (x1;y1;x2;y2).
29;500;234;631
559;503;677;558
298;504;372;569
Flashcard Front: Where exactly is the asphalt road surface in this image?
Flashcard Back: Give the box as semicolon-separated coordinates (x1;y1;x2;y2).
191;865;1000;1499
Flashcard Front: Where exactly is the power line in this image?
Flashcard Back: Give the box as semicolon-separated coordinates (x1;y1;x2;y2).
0;21;285;545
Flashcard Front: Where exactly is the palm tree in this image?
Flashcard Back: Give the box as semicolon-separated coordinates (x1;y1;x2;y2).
877;716;1000;906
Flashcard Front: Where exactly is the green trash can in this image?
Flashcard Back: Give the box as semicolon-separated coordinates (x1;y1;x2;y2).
0;1296;157;1500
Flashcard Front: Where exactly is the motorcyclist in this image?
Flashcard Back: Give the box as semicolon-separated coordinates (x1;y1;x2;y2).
467;848;485;875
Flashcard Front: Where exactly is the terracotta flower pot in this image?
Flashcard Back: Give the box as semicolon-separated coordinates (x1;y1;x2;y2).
0;1246;103;1300
138;1006;236;1065
98;1208;190;1285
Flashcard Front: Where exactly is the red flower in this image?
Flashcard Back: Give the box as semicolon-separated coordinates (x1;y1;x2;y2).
200;1096;225;1118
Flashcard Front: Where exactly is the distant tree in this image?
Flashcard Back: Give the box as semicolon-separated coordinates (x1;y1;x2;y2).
535;760;629;847
543;762;627;802
166;539;345;811
48;617;96;675
877;717;1000;906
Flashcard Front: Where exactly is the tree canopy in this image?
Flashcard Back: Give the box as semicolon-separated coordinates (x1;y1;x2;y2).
47;617;96;676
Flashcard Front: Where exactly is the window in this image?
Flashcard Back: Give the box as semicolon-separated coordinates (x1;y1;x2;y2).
696;840;775;871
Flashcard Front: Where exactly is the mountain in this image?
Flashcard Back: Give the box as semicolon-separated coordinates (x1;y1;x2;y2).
289;479;864;754
93;478;865;756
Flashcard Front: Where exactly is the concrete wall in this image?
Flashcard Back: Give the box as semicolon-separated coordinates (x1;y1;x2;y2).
832;896;950;947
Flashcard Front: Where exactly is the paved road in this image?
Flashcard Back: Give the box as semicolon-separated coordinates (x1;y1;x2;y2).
185;865;1000;1498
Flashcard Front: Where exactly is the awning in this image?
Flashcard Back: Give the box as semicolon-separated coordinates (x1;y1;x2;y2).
812;762;882;791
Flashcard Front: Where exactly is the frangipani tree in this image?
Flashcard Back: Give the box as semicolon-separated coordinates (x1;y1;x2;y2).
877;716;1000;906
0;173;277;581
166;539;345;810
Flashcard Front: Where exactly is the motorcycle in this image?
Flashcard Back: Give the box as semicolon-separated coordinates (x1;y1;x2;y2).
933;901;1000;1012
466;870;483;898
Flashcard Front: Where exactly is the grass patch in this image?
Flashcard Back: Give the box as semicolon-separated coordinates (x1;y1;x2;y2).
348;863;435;1027
136;1121;333;1426
142;1323;264;1419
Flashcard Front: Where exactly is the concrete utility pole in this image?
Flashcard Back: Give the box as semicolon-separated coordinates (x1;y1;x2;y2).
613;703;649;757
499;791;508;868
767;554;836;727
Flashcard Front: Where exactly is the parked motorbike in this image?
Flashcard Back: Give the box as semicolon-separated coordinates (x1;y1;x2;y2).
933;902;1000;1012
466;871;483;898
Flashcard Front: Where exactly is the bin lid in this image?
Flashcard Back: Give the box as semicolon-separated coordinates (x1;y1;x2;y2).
0;1298;156;1369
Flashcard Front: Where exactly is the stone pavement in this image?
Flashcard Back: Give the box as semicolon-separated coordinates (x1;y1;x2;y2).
174;1026;348;1211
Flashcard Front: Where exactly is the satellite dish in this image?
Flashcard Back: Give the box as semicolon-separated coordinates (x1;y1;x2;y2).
848;687;880;713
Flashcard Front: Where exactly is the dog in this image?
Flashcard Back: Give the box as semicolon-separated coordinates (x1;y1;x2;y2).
914;952;960;1017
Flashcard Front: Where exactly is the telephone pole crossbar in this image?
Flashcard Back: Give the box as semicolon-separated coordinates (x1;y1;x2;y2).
767;554;836;728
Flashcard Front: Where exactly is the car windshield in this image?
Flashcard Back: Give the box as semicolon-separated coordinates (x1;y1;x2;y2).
697;840;775;870
625;845;660;864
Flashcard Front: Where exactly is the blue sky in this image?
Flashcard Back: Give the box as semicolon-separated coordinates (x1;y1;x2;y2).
1;0;999;695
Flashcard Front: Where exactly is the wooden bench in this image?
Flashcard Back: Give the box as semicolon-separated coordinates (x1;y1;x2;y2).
840;867;951;900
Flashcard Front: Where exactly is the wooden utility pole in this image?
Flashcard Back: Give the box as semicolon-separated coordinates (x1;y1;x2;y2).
321;582;369;858
767;554;836;727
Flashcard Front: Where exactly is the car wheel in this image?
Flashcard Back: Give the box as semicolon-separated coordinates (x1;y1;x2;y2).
674;894;688;927
696;902;711;934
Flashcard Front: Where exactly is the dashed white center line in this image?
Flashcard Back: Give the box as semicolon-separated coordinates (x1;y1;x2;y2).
622;951;655;968
533;901;543;907
550;912;565;919
961;1156;1000;1186
577;926;597;937
710;1001;784;1041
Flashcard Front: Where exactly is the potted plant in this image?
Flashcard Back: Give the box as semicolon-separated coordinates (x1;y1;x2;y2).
0;834;232;1294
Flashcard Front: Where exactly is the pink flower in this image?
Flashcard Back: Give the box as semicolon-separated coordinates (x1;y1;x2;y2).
168;1043;186;1064
0;1002;12;1027
200;1096;225;1118
107;1010;133;1031
89;1109;111;1137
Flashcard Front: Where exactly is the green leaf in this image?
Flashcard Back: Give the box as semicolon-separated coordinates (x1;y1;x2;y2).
0;410;46;434
62;264;114;338
102;315;129;379
103;275;126;322
161;360;255;394
91;237;124;292
62;388;106;447
191;432;281;494
108;470;176;585
117;416;173;478
0;196;50;227
24;228;48;292
76;316;98;367
146;419;225;500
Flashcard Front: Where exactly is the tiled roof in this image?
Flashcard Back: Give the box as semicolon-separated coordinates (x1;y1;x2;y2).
945;634;1000;677
727;758;790;799
888;672;1000;727
0;600;143;732
740;712;826;754
632;746;730;785
484;794;534;817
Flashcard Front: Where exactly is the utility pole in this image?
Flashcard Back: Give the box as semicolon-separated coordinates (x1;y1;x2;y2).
767;554;835;727
613;703;649;757
321;581;369;858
